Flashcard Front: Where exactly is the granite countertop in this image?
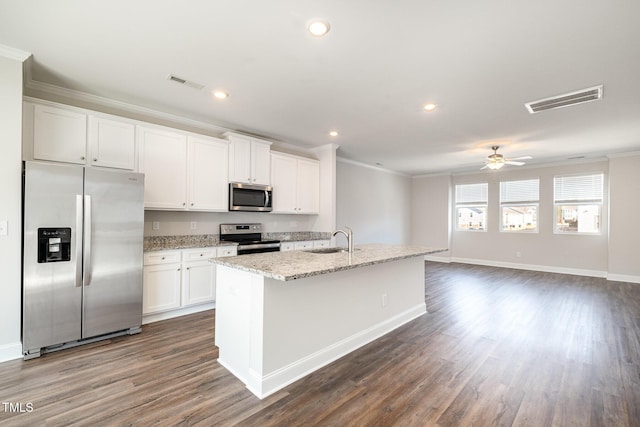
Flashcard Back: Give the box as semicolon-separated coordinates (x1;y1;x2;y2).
209;243;447;281
144;231;333;252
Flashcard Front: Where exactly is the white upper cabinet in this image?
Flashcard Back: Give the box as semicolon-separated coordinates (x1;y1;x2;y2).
225;132;272;185
138;126;188;210
139;126;229;212
271;152;320;214
27;101;136;170
188;135;229;211
33;104;87;165
88;116;136;170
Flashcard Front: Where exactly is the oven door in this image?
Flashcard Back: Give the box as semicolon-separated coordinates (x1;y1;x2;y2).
229;183;273;212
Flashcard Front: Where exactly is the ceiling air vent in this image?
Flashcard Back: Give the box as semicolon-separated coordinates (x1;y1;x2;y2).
167;74;205;91
525;85;603;114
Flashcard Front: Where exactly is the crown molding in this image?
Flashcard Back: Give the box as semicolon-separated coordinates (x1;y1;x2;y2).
337;157;409;177
24;77;232;135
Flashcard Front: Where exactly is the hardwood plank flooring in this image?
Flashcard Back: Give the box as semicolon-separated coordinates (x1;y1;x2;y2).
1;262;639;426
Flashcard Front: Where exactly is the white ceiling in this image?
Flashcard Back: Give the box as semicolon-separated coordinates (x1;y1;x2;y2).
2;0;640;175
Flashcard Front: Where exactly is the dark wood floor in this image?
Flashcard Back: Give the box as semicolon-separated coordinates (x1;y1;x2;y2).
1;262;639;426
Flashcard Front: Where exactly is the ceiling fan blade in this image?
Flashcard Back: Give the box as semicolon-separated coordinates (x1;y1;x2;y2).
505;161;526;166
480;164;489;170
508;156;533;161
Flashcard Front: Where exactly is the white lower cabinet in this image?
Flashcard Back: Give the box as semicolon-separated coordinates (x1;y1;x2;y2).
143;246;237;317
281;240;330;251
142;254;182;314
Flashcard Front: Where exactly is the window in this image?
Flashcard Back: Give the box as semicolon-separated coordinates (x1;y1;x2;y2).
455;183;488;231
554;173;603;234
500;179;539;232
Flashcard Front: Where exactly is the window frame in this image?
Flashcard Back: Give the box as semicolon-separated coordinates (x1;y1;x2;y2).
499;178;540;233
455;182;488;232
553;173;604;235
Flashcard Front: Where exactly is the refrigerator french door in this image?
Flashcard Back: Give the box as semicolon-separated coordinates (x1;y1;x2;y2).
23;161;144;359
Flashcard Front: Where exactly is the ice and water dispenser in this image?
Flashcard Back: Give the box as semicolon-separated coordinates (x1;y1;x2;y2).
37;228;71;263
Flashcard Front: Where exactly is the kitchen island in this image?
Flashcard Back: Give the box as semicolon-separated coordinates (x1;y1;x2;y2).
210;244;446;399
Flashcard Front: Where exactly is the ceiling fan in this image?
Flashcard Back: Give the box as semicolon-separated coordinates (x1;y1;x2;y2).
481;146;532;170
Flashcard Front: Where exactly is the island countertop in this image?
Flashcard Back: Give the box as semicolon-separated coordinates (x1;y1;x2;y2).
209;243;447;281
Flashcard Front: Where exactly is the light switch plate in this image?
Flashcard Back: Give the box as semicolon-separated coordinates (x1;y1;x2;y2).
0;220;7;236
152;221;160;230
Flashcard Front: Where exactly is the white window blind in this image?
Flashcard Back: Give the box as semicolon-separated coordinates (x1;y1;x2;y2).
500;179;539;204
554;174;603;203
455;183;488;205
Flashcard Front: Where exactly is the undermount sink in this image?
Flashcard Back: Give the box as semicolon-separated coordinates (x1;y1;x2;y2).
304;247;358;254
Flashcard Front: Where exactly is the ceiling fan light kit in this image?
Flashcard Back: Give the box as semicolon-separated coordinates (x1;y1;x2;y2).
482;145;531;170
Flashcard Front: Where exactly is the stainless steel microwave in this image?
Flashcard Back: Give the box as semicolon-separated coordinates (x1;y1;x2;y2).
229;182;273;212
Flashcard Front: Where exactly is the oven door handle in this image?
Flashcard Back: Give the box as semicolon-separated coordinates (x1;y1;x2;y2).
238;242;281;251
265;189;270;208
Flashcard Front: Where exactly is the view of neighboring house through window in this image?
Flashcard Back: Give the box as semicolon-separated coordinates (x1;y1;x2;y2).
554;173;604;234
455;182;488;231
500;178;539;232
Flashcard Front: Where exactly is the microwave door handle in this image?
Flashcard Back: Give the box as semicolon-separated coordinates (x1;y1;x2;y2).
265;189;270;207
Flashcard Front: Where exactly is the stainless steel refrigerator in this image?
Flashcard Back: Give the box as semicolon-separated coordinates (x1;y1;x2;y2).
22;161;144;359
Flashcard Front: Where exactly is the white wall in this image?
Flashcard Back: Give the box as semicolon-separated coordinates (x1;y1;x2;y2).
0;50;26;362
336;159;411;245
608;153;640;281
412;159;613;277
411;174;451;259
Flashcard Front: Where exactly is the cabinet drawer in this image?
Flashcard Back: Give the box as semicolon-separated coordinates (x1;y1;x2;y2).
182;248;217;261
294;241;313;250
280;242;295;252
313;240;330;248
144;251;181;265
217;246;237;257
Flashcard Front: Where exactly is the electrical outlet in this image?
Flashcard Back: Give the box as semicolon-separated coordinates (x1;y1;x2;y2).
381;293;388;308
516;251;522;258
152;221;160;230
0;220;7;236
190;221;197;230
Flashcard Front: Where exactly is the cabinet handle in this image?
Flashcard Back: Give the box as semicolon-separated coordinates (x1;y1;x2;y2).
186;267;190;270
200;254;203;257
191;203;194;206
80;156;85;160
183;202;186;206
161;256;165;260
93;158;98;162
178;268;181;271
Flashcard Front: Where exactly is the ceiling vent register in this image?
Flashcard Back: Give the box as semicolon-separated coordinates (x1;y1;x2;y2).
525;85;603;114
167;74;205;91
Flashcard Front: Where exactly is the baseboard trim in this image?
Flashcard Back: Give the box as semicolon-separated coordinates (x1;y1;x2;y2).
0;342;23;363
451;257;608;279
233;303;427;399
142;303;214;325
607;273;640;284
424;255;452;263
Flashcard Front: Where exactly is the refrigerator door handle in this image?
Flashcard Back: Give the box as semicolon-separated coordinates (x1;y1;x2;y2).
83;195;92;286
75;195;83;287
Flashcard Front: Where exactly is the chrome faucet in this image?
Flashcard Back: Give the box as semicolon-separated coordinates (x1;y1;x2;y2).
333;226;354;253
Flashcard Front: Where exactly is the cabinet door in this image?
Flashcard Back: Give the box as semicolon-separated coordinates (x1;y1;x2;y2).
270;153;298;213
33;104;87;164
182;261;216;306
143;264;182;314
189;136;229;211
139;126;188;209
251;141;272;185
228;136;252;183
88;116;136;170
296;159;320;214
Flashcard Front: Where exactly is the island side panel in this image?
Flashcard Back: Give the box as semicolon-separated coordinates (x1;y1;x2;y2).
260;256;426;395
215;265;265;387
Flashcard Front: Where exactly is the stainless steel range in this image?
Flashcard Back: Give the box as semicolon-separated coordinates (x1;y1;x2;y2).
219;223;280;255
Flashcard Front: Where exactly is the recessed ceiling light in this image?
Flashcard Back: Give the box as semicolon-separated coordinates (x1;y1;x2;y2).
329;130;339;137
212;90;229;100
308;20;330;37
423;103;438;112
